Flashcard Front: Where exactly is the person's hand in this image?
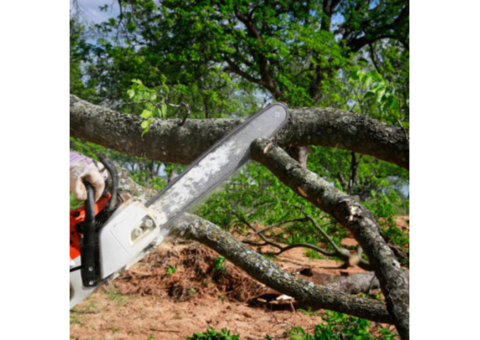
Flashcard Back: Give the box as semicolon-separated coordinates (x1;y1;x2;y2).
70;161;105;202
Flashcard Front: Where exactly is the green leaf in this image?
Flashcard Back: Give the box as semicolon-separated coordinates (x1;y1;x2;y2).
127;89;135;98
364;90;376;100
376;88;386;103
161;104;167;119
364;75;374;88
140;109;152;118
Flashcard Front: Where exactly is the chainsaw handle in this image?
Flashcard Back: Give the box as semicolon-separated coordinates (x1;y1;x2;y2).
77;153;118;288
80;181;98;287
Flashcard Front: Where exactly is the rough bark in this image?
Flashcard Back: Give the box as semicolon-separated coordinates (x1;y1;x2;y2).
309;269;409;296
115;165;157;201
170;214;392;323
251;139;409;339
70;95;409;170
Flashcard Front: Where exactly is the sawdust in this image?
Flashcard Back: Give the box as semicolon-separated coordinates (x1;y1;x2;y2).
112;243;266;303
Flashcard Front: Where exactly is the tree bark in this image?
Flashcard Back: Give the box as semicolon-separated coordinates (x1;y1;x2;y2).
307;270;408;296
251;139;409;339
170;213;392;323
70;95;409;170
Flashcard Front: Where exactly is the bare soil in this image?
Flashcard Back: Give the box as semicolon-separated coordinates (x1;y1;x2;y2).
70;217;408;340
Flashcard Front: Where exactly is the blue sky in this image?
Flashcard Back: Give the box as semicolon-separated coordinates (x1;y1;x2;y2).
71;0;119;23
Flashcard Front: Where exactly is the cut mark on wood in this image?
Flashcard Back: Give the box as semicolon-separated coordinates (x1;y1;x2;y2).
263;142;273;154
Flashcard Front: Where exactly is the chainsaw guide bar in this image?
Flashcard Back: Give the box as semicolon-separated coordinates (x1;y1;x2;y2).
146;103;289;230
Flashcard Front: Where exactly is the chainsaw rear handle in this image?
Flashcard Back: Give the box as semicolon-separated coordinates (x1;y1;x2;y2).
80;181;98;287
77;155;118;287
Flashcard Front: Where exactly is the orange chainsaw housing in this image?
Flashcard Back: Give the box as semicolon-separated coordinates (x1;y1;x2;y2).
70;193;112;261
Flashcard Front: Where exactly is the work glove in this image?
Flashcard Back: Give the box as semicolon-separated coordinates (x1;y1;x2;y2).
70;161;106;202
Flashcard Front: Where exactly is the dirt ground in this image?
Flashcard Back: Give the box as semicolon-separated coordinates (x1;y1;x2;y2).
70;217;408;340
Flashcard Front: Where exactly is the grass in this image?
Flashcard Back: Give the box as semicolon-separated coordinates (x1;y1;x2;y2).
106;289;127;306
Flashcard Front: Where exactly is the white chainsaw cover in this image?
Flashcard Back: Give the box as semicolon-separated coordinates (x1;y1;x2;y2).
98;198;163;280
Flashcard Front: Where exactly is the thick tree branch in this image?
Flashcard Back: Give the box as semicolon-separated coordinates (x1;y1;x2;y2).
71;95;409;169
250;139;409;339
169;213;392;323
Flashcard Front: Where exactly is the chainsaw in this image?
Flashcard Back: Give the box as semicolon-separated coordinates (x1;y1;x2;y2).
70;103;289;308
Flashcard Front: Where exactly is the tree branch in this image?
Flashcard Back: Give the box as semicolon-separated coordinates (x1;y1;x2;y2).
223;57;262;84
169;213;392;323
216;200;372;270
71;95;409;169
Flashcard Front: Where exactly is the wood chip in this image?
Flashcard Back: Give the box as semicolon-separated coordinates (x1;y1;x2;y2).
263;142;273;154
298;187;307;197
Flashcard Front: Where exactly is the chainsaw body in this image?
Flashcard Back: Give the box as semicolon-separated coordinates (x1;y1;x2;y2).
70;187;161;308
68;157;163;309
70;191;110;308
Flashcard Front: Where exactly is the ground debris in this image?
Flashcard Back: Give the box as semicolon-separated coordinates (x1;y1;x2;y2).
108;241;266;302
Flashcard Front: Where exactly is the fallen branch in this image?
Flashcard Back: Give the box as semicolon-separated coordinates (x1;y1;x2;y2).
250;139;409;339
170;213;392;324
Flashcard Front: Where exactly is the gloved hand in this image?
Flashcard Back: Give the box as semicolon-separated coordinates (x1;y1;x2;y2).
70;161;106;202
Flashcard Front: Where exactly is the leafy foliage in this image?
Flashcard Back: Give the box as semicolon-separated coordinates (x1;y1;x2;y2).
213;256;227;274
70;15;96;102
166;264;177;276
187;326;239;340
266;311;399;340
